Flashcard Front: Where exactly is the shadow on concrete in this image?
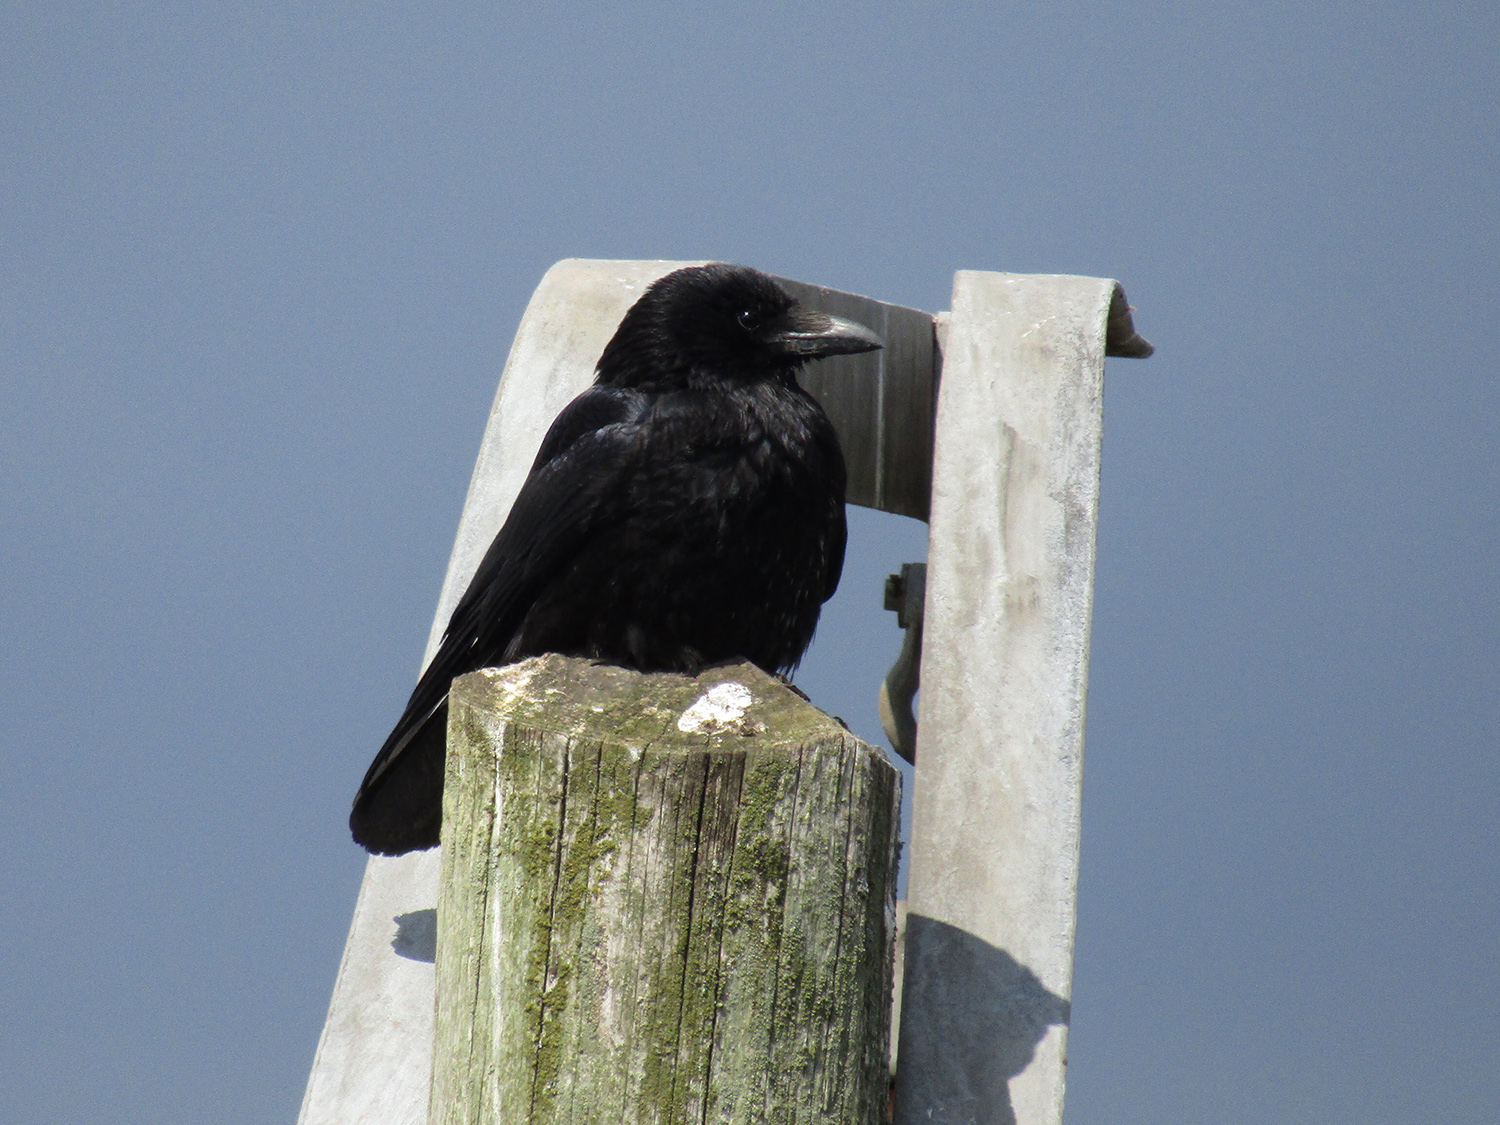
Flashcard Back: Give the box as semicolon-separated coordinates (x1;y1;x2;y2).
392;908;437;963
895;915;1070;1125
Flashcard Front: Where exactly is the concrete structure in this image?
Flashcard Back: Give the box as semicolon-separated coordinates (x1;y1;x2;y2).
299;259;1149;1125
896;273;1135;1125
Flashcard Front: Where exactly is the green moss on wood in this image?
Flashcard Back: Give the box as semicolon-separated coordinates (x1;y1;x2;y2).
434;655;900;1125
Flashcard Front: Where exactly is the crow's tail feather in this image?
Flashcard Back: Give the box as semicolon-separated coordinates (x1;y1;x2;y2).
349;701;448;855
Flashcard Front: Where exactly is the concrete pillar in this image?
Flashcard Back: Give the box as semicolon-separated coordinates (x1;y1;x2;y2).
896;273;1120;1125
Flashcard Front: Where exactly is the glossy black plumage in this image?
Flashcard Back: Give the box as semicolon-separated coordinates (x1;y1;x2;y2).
350;264;882;854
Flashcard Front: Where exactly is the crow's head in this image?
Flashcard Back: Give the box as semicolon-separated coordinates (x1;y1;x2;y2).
597;263;883;389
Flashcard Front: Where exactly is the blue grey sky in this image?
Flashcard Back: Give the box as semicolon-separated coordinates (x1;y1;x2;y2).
3;3;1495;1122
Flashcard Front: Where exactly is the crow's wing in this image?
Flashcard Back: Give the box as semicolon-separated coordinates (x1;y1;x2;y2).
822;502;847;604
352;385;647;818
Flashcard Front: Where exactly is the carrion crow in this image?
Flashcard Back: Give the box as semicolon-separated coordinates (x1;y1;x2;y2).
350;263;882;854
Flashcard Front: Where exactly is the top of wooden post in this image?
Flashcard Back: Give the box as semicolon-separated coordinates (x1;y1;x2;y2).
450;653;850;753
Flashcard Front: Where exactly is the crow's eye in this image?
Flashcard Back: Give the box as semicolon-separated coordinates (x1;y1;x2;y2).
737;309;762;332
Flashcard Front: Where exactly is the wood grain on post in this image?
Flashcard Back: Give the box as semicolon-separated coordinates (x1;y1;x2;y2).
430;654;901;1125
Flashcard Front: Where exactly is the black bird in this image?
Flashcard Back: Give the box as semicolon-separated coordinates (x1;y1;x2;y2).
350;263;883;855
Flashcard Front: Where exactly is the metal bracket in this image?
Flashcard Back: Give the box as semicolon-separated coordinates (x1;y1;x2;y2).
878;561;926;763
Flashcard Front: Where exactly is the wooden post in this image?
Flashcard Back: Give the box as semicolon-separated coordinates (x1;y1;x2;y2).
430;654;902;1125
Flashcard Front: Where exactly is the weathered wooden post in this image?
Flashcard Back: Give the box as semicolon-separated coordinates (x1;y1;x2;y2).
429;654;901;1125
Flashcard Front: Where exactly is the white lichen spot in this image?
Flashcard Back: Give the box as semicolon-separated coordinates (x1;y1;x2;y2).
677;682;754;734
482;664;536;706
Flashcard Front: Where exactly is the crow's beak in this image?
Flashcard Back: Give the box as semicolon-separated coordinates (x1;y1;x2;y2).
769;308;884;359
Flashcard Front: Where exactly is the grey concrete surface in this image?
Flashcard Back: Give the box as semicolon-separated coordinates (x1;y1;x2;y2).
896;272;1117;1125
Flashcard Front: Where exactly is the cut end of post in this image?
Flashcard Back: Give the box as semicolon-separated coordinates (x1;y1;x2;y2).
451;654;853;752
